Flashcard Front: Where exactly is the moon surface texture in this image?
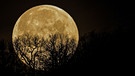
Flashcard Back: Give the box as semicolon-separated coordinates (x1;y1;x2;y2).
12;5;79;71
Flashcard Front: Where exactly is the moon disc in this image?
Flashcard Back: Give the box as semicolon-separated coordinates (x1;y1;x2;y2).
12;5;79;71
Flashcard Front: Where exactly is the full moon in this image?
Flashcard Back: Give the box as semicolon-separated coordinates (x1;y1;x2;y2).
12;5;79;71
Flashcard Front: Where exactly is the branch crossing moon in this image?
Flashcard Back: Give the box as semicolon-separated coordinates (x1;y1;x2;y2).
12;5;79;71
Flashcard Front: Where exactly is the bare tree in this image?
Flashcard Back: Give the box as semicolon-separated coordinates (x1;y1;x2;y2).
13;33;77;71
48;33;77;68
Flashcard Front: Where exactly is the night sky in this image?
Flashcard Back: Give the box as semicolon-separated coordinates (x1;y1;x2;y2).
0;0;134;75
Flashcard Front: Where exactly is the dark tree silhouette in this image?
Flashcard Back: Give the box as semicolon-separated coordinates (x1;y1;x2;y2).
0;26;134;75
13;33;77;71
0;40;6;69
0;39;6;51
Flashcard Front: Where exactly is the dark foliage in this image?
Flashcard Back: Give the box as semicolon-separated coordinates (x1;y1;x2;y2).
0;27;134;75
71;27;134;74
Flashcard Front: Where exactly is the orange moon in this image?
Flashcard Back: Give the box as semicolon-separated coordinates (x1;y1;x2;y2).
12;5;79;71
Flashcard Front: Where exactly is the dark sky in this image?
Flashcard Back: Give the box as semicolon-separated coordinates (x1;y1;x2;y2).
0;0;134;41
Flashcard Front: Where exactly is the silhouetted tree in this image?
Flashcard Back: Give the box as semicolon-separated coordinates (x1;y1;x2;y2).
13;33;77;71
48;33;77;68
0;39;6;51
